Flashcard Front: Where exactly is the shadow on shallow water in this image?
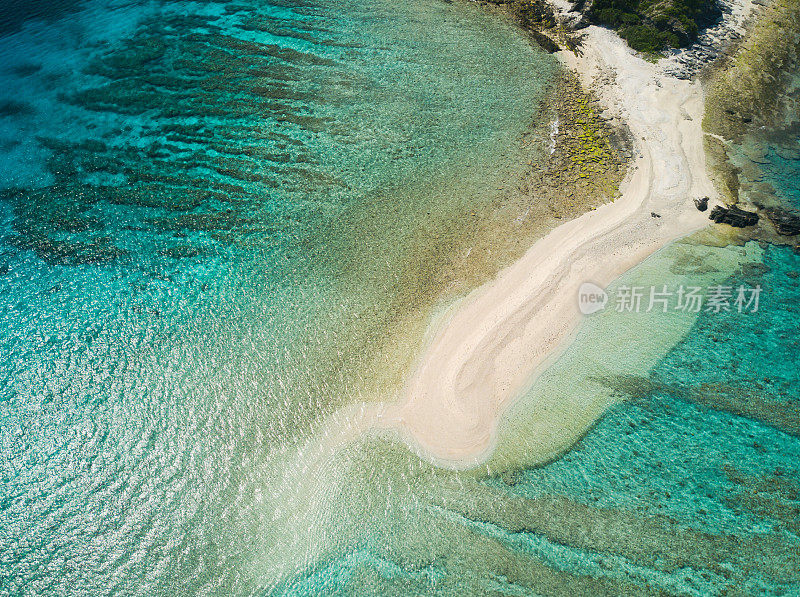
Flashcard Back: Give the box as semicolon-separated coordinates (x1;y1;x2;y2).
272;242;800;596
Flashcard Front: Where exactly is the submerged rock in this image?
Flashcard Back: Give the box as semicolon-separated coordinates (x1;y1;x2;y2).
6;233;127;265
763;207;800;236
709;205;759;228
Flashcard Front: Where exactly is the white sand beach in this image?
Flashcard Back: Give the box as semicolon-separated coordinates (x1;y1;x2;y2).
371;19;720;467
317;7;744;469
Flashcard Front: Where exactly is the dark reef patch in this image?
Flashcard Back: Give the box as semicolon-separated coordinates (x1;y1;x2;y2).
0;100;34;118
0;6;342;266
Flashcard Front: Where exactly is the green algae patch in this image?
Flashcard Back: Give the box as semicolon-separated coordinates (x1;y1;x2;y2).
536;71;632;218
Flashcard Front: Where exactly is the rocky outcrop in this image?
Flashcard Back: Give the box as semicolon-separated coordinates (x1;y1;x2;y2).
660;0;754;80
483;0;587;53
530;29;561;53
709;204;759;227
763;206;800;236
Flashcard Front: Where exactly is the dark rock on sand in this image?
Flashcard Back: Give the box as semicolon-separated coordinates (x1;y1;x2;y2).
709;205;759;228
694;196;709;211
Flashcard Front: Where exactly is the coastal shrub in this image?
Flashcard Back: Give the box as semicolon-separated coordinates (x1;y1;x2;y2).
595;8;639;27
588;0;719;52
620;25;671;52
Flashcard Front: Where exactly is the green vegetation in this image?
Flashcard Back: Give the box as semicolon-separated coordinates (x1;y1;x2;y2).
703;0;800;207
571;100;614;177
704;0;800;141
588;0;719;52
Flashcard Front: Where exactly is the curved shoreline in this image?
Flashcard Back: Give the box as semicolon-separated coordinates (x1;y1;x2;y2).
377;23;718;467
318;7;749;469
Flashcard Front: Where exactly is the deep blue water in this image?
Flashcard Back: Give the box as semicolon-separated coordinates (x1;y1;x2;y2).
0;0;86;35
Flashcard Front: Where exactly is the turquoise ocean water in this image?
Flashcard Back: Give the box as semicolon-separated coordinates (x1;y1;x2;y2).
0;0;560;593
1;0;799;595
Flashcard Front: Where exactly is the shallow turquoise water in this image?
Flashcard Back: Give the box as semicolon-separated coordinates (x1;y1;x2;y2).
271;241;800;595
269;51;800;597
0;0;557;593
2;0;800;595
